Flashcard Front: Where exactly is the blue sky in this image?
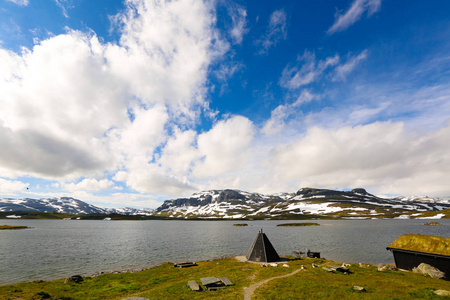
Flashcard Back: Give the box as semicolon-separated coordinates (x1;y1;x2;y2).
1;0;450;208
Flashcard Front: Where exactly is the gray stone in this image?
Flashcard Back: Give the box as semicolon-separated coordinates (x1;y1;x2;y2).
434;290;450;296
412;263;445;279
353;286;366;292
377;263;397;271
64;275;83;284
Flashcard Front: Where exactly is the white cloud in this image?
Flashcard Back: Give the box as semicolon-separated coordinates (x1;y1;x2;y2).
268;121;450;197
333;50;368;81
64;178;115;192
6;0;29;6
0;178;28;194
280;50;368;89
193;116;256;178
328;0;381;34
0;0;224;189
256;9;287;55
280;51;339;89
53;0;75;18
262;90;316;136
227;4;248;45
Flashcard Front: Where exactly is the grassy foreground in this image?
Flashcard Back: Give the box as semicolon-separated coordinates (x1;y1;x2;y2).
2;257;450;300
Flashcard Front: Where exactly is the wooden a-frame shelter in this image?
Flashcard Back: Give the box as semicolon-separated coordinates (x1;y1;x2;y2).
246;229;281;262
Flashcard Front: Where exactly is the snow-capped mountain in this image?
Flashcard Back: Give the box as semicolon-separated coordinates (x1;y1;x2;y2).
1;188;449;219
153;188;450;219
0;197;153;215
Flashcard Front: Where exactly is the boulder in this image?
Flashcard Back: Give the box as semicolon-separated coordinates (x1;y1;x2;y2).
64;275;83;284
412;263;445;279
377;263;397;271
353;286;366;292
342;263;351;267
434;290;450;296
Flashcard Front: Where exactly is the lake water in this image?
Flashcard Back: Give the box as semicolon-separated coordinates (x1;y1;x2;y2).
0;219;449;285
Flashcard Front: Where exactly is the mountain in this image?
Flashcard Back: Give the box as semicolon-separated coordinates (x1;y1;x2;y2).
153;188;450;219
0;197;153;215
1;188;449;219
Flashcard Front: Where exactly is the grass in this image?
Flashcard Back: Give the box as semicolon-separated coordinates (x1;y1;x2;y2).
0;225;29;230
277;223;320;226
2;257;450;299
388;234;450;255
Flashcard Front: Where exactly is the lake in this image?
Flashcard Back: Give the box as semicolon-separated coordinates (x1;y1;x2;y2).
0;219;448;285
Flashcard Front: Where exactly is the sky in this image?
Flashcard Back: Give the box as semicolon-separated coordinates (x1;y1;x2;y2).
1;0;450;209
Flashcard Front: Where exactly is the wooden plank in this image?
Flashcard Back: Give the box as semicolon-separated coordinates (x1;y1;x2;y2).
220;277;233;286
187;280;201;291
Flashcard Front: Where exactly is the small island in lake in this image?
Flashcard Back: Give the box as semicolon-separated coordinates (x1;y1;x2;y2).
423;222;442;226
277;222;320;227
233;223;248;226
0;225;29;230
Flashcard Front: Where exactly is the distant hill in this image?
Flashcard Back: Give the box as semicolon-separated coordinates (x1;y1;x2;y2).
1;188;449;219
0;197;153;216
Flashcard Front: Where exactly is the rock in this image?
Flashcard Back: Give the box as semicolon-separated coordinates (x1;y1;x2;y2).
353;286;366;292
434;290;450;296
322;267;334;272
122;298;151;300
352;188;368;194
312;263;319;268
64;275;83;284
377;263;397;271
412;263;445;279
359;263;370;268
336;267;350;273
269;263;278;267
282;264;289;268
261;264;267;267
342;263;351;267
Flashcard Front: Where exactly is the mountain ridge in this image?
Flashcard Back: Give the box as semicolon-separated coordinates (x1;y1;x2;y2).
1;188;449;219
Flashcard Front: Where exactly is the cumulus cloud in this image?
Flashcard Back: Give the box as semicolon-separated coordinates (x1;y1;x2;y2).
328;0;381;34
193;116;256;178
256;9;287;55
268;121;450;197
0;0;223;177
0;178;28;194
64;178;115;192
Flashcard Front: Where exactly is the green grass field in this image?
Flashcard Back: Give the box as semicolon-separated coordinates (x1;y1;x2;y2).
1;257;450;300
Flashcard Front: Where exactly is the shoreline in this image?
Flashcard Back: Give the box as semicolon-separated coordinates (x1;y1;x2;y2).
2;256;449;300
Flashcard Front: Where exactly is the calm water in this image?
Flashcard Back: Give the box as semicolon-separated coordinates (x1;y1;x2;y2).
0;219;449;285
